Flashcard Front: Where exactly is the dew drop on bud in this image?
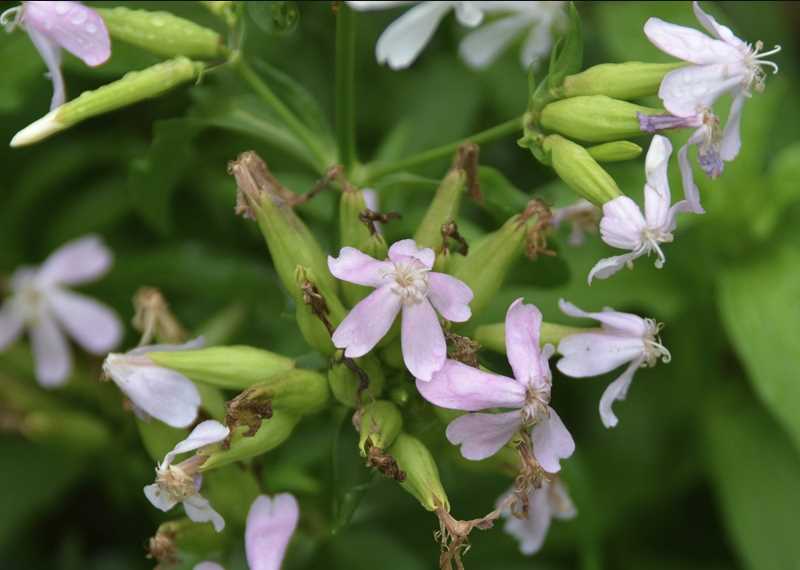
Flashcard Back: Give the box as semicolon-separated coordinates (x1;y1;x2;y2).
247;1;299;35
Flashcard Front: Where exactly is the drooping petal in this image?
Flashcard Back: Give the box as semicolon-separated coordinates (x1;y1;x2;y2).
193;563;225;570
416;359;526;411
599;196;646;251
25;27;65;110
47;289;122;354
375;2;453;69
549;478;578;520
720;91;746;162
31;313;72;387
520;18;555;67
658;63;747;117
184;493;226;532
346;1;415;10
459;14;528;69
677;139;706;214
558;299;649;337
454;1;484;27
22;1;111;66
426;272;473;322
446;411;522;460
128;337;205;357
587;251;641;284
387;239;435;268
691;0;747;50
643;17;742;65
143;482;178;512
246;494;300;570
36;235;112;287
0;302;24;350
599;358;643;428
531;407;575;473
557;332;645;378
643;135;673;230
332;285;401;358
504;298;549;389
401;299;446;381
164;420;230;466
328;247;393;288
502;481;552;555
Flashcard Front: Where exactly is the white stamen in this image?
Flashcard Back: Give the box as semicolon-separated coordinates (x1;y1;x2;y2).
387;260;429;305
0;6;22;32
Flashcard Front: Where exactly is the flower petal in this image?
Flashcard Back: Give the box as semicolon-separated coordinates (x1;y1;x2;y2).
332;285;401;358
416;359;525;411
387;239;435;268
194;563;225;570
692;1;747;50
720;91;746;162
375;2;452;69
144;483;178;512
502;481;552;555
164;420;229;466
643;135;673;230
599;358;643;428
36;234;112;287
48;289;122;354
25;27;65;110
599;196;646;251
558;298;648;337
504;298;550;390
346;1;414;10
531;407;575;473
658;63;746;117
184;493;226;532
401;299;446;381
446;411;521;460
31;313;71;387
23;1;111;66
643;17;742;65
246;494;300;570
454;2;484;27
459;14;528;69
128;337;205;357
549;478;578;520
328;247;393;288
677;140;706;214
426;272;473;322
557;332;645;378
0;302;24;350
587;251;640;284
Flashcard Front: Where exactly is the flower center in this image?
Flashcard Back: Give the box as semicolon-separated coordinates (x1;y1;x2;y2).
744;40;781;93
155;465;197;502
521;386;550;426
388;260;429;305
642;318;671;367
639;228;673;269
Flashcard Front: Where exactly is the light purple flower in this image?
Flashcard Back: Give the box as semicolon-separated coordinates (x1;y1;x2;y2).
417;299;574;471
556;299;671;428
329;239;473;381
588;135;690;284
102;338;204;429
549;198;600;247
0;234;121;387
144;420;229;532
1;1;111;110
499;477;576;555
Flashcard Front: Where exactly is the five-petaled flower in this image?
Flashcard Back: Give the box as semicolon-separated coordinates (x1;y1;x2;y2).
144;420;229;532
556;299;671;428
1;1;110;110
588;135;689;284
0;234;122;387
417;299;574;471
329;239;473;381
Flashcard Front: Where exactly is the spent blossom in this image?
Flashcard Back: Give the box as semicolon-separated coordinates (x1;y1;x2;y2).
144;420;229;532
417;299;574;471
329;239;473;381
549;198;600;247
0;234;121;387
1;1;110;110
556;299;671;428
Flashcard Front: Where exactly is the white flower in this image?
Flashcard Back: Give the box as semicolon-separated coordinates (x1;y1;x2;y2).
499;477;576;555
144;420;229;532
459;1;566;70
102;338;204;428
550;198;600;246
556;299;671;428
588;135;689;283
0;235;121;387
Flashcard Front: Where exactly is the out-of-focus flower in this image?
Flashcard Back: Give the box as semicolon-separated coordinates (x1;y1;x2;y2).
417;299;574;471
144;420;229;532
550;198;601;246
1;1;110;110
102;338;204;428
588;135;689;283
556;299;671;428
329;239;473;381
0;235;121;387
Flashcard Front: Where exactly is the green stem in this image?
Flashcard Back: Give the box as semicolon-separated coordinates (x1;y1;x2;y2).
360;116;523;184
335;4;357;173
236;57;331;173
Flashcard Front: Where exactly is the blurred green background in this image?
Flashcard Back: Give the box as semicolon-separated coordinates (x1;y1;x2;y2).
1;1;800;569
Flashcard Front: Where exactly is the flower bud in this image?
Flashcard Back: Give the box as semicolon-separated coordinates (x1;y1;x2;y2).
559;62;683;100
147;345;295;390
586;141;642;163
388;433;449;512
474;322;589;353
358;400;403;455
96;7;225;59
294;266;347;356
540;95;662;143
328;353;385;407
11;58;203;147
542;135;622;205
233;369;329;416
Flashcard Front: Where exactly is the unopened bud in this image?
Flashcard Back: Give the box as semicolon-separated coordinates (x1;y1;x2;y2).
96;7;225;59
231;369;329;418
388;433;449;512
358;400;402;455
147;345;295;390
474;322;589;353
586;141;642;163
559;62;683;100
11;57;203;147
542;135;622;205
541;95;662;143
295;266;347;356
328;353;385;407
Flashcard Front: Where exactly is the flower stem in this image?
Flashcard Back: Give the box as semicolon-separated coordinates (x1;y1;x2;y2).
335;4;357;173
359;116;523;184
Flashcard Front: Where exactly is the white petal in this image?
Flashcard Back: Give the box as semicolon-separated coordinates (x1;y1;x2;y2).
454;2;484;27
520;20;553;67
36;235;112;287
25;27;65;110
643;135;673;230
446;411;522;460
0;302;24;350
658;63;747;117
347;1;415;10
599;196;646;251
677;140;706;215
558;299;648;337
327;247;393;288
184;493;226;532
557;332;645;378
31;313;72;387
144;482;178;512
401;299;446;381
587;251;641;284
246;494;300;570
692;1;747;50
164;420;230;466
720;91;746;162
47;289;122;354
387;239;435;268
459;14;527;69
599;358;642;428
549;478;577;520
332;285;401;358
531;407;575;473
643;17;742;65
375;2;453;69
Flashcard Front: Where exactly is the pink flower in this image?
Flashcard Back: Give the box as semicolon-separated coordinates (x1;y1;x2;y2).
1;1;111;110
329;239;473;381
416;299;574;471
556;299;671;428
0;235;122;387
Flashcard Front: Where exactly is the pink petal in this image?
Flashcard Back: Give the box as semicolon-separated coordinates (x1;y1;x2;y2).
502;481;552;555
48;288;122;354
599;358;642;428
531;407;575;473
387;239;435;268
194;563;225;570
658;63;747;117
23;1;111;66
36;235;112;287
328;247;393;288
31;313;72;387
446;411;522;460
720;92;745;162
558;299;649;337
332;285;401;358
401;299;446;381
164;420;229;466
184;493;225;532
426;272;473;323
557;332;644;378
599;196;646;251
246;494;300;570
504;298;550;390
416;359;526;411
643;17;741;65
25;27;65;110
0;302;25;350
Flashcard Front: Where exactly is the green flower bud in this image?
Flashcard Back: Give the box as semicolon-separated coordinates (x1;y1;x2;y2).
24;410;110;452
148;345;295;390
96;7;225;59
414;154;470;251
358;400;403;455
234;369;329;416
11;58;203;147
475;322;590;353
388;433;449;512
328;353;385;407
542;135;622;205
586;141;642;163
540;95;662;143
294;266;347;356
559;62;682;100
